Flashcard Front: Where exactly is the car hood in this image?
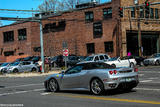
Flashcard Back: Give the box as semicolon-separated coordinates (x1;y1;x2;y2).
145;58;156;61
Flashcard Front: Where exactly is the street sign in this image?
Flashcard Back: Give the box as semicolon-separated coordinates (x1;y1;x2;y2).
63;49;69;56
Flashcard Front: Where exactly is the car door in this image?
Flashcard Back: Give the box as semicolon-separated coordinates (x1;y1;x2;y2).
61;65;84;89
24;62;32;71
120;57;130;67
18;62;25;72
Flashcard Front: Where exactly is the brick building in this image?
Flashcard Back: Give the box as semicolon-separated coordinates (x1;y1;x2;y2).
0;0;160;62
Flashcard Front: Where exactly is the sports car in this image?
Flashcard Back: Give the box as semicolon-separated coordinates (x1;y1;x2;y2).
44;62;139;95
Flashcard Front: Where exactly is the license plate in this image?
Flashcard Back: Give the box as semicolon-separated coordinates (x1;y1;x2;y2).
120;77;134;82
126;78;133;82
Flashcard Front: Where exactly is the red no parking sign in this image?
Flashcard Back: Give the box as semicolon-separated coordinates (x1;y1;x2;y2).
63;49;69;56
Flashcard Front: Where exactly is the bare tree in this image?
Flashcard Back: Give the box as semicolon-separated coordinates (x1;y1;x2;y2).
38;0;58;12
63;0;76;10
38;0;77;13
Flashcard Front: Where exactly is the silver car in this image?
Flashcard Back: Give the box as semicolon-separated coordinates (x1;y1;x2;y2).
7;61;38;73
44;62;139;95
0;63;10;73
143;53;160;66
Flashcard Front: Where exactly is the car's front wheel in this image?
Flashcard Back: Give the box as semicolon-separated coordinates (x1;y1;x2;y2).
155;60;160;65
130;63;135;68
90;78;104;95
48;78;59;92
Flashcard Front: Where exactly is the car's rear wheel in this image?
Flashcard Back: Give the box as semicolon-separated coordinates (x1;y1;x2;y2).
111;64;116;68
90;78;104;95
31;67;37;72
48;78;59;92
13;69;18;73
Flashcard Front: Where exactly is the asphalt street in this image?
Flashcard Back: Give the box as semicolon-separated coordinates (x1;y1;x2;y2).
0;66;160;107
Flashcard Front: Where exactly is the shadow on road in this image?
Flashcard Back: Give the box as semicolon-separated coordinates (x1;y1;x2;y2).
0;86;5;88
45;89;137;96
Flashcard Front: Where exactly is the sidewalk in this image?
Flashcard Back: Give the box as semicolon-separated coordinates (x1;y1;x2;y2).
0;70;61;78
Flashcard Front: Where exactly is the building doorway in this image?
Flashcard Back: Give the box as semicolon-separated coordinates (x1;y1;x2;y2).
126;31;159;56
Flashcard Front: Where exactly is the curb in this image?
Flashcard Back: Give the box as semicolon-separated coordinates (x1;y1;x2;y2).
0;70;61;78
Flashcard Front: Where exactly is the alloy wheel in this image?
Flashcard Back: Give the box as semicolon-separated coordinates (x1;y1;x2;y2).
90;79;104;95
48;79;59;92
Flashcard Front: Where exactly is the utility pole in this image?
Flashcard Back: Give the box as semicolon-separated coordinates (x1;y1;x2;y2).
137;17;142;56
39;14;45;73
137;1;142;57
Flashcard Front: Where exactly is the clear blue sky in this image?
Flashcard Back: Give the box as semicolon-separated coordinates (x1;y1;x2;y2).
0;0;109;26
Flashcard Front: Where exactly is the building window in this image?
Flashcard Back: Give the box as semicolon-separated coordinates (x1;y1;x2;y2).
103;7;112;19
43;21;66;33
85;11;94;22
104;41;114;52
155;8;159;19
3;31;14;43
18;28;27;41
50;23;56;32
140;7;144;18
86;43;95;54
131;7;135;18
33;47;41;52
150;8;154;19
93;21;103;38
19;53;24;55
4;51;14;56
43;24;50;33
57;20;66;31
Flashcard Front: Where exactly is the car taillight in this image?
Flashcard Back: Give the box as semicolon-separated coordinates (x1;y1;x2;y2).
109;70;117;75
113;70;117;74
109;71;113;75
134;68;138;72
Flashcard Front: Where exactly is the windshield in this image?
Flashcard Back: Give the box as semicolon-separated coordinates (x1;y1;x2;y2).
84;56;94;61
108;57;118;61
0;63;9;67
10;62;20;66
32;57;39;60
152;54;160;58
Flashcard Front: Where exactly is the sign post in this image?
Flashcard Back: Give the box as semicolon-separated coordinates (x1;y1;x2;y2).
63;49;69;69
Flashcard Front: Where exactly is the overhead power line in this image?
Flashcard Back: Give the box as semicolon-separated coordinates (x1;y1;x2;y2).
0;9;42;13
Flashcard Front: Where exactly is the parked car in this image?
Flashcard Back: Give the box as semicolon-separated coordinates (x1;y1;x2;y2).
127;55;145;66
14;58;24;62
31;56;41;63
0;62;10;73
44;62;139;95
23;56;34;61
50;55;85;68
66;56;82;67
78;54;110;64
105;56;137;68
50;55;64;67
143;53;160;66
7;61;38;73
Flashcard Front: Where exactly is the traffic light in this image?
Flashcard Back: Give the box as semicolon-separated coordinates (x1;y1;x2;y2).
145;1;150;18
119;7;123;17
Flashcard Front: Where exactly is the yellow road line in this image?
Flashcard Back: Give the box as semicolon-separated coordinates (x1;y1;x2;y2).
56;94;160;105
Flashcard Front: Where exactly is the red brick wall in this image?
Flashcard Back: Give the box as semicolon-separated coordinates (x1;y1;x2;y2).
0;0;121;58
